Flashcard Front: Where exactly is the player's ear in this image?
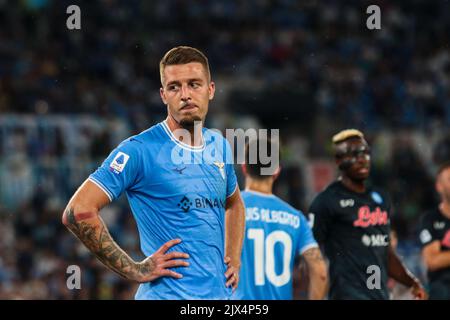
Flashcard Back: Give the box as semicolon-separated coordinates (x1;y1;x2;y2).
273;166;281;181
160;87;167;105
208;81;215;100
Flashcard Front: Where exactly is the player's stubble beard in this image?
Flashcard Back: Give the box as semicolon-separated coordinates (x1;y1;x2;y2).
168;108;205;146
178;101;206;131
179;115;203;130
167;105;204;129
178;114;204;147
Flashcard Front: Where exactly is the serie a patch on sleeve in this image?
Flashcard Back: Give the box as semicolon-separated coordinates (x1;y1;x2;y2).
109;152;130;174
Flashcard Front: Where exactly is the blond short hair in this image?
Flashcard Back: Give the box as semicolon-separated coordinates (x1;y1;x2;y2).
332;129;364;144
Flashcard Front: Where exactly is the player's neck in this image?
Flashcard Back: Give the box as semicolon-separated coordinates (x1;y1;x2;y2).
439;201;450;219
245;178;273;195
165;116;204;147
339;175;366;193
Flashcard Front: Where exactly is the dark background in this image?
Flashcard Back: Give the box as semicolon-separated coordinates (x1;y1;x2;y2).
0;0;449;299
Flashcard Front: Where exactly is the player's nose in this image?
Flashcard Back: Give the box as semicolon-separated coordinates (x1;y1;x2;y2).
180;84;191;101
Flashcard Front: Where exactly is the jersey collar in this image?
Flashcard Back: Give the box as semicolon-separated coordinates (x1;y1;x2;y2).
161;120;206;152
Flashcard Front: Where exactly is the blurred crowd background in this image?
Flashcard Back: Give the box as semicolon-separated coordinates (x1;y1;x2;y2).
0;0;449;299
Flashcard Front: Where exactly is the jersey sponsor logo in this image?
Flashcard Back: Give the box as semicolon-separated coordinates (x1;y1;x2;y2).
177;195;225;212
213;161;226;180
353;206;388;228
109;152;130;174
419;229;432;244
339;199;355;208
442;230;450;248
361;234;389;247
370;191;383;204
178;196;193;212
434;221;445;230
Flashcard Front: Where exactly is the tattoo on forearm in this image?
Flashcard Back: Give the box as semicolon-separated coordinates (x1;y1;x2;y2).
71;211;96;222
65;207;152;280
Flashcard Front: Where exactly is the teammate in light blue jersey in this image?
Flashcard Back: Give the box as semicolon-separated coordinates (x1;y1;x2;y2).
234;138;328;300
62;46;245;299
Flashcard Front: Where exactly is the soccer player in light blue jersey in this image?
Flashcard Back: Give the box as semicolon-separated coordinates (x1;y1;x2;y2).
62;46;246;299
234;138;328;300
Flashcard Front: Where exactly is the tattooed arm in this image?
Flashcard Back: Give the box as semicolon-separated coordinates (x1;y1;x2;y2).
62;180;189;283
302;247;328;300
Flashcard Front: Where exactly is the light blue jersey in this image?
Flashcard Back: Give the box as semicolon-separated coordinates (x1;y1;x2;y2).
89;120;238;299
234;190;318;300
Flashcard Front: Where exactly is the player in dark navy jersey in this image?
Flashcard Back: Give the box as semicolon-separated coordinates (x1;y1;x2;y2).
419;161;450;299
309;129;427;300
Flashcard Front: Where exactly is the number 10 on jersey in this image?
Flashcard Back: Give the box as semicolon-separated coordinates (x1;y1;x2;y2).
247;228;292;287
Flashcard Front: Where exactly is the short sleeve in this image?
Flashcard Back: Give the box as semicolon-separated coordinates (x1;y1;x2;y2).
308;194;333;245
224;139;238;198
297;212;319;255
89;138;141;201
418;213;438;248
